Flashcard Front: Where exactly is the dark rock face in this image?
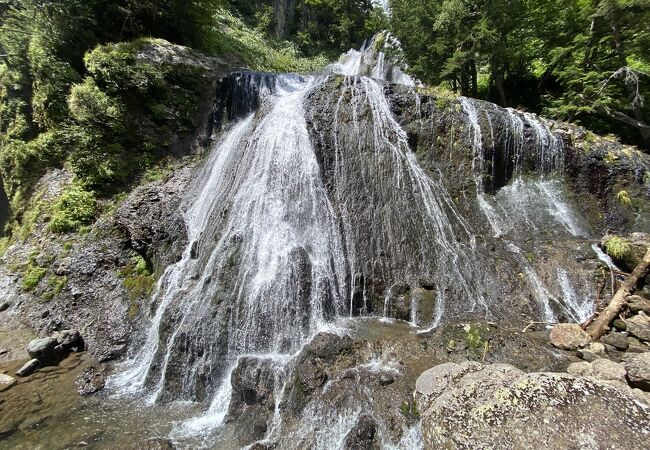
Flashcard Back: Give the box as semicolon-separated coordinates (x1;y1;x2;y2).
226;356;279;445
115;167;193;270
415;362;650;449
344;415;379;450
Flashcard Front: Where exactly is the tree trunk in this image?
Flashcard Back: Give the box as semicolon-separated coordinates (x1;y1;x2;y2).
491;64;506;106
587;247;650;340
470;59;478;98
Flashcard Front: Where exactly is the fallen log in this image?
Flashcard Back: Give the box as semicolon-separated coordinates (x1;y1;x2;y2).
587;247;650;340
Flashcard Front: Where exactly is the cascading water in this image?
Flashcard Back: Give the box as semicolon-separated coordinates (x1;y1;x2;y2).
460;96;594;323
112;73;350;407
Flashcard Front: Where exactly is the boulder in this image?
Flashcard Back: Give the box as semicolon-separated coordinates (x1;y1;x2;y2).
577;342;606;362
55;329;84;351
602;332;629;350
75;366;106;396
587;359;628;384
549;323;590;350
624;352;650;391
567;361;591;376
15;358;40;377
415;362;650;449
344;415;379;450
627;295;650;315
627;312;650;342
626;336;649;353
378;373;395;386
0;373;16;391
27;337;61;364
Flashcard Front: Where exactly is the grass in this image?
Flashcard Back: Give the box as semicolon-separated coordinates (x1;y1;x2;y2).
121;254;155;302
604;236;631;260
616;190;632;207
209;9;328;73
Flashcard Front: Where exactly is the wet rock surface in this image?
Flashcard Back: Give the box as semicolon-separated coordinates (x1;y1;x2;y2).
416;361;650;449
75;366;106;396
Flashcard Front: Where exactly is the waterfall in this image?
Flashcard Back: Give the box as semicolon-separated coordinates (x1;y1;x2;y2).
460;96;593;323
107;37;608;448
111;74;349;406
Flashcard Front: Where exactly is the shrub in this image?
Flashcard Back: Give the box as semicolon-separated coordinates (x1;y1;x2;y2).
604;236;631;260
48;185;96;233
68;78;123;126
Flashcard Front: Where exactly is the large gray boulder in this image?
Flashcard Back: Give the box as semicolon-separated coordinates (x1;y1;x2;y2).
27;337;60;364
627;312;650;342
624;352;650;390
415;362;650;449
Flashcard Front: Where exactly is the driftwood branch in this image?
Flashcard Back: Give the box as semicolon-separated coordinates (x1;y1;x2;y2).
522;321;556;333
587;247;650;340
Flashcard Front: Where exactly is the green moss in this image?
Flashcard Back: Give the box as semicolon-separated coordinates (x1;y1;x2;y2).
604;236;631;260
400;400;420;420
48;184;96;233
48;275;67;295
121;254;155;302
604;151;619;164
22;266;47;291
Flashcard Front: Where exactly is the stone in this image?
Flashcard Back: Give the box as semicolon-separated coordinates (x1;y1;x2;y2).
567;361;591;376
55;329;84;352
587;359;628;384
624;352;650;390
626;336;649;353
53;257;71;276
378;373;395;386
549;323;591;350
627;312;650;342
75;366;105;396
27;337;62;365
415;361;650;449
132;439;175;450
602;332;629;350
307;333;353;360
577;342;606;362
0;373;16;391
612;318;627;331
15;358;40;377
627;295;650;315
343;415;378;450
0;301;10;312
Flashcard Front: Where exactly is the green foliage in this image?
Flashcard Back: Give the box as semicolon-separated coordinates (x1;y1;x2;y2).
604;236;632;260
389;0;650;149
616;190;632;206
22;266;46;291
68;78;123;126
209;9;329;72
48;185;97;233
